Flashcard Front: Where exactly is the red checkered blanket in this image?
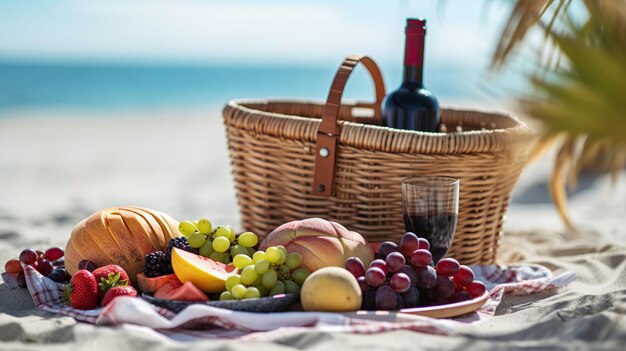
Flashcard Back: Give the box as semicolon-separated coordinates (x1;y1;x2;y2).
8;264;575;341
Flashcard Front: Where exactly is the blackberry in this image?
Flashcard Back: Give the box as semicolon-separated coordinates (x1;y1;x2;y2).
144;251;166;277
163;262;173;275
162;237;193;274
166;237;192;258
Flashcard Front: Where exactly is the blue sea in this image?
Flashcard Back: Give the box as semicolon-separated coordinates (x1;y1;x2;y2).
0;61;516;115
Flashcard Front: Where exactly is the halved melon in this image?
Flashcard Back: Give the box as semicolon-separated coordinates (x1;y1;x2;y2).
136;273;181;294
154;280;209;302
171;247;238;293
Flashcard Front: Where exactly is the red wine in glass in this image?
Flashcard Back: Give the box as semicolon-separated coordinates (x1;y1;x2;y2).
401;176;459;263
403;212;458;263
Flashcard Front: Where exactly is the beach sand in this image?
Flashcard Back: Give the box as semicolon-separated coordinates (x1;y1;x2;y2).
1;108;625;350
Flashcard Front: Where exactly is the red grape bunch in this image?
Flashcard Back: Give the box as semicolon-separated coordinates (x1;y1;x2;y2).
4;247;70;288
344;232;487;311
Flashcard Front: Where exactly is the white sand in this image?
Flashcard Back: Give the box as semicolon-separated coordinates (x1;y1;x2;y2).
1;107;625;350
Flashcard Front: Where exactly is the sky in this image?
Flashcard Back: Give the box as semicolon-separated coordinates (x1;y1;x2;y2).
0;0;512;69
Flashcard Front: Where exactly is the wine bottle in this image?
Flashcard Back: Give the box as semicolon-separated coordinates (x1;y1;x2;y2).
382;18;440;131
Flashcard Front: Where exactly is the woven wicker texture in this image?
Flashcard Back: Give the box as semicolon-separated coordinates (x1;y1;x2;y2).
223;99;532;265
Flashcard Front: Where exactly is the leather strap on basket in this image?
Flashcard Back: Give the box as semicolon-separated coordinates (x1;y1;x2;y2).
312;55;386;196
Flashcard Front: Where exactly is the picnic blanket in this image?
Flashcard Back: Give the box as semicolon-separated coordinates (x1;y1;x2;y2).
8;262;575;341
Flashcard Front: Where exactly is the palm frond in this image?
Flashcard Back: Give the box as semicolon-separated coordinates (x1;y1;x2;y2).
495;0;626;230
527;132;559;164
550;135;577;231
522;2;626;145
491;0;570;69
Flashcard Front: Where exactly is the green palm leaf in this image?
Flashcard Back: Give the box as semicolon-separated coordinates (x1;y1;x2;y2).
494;0;626;230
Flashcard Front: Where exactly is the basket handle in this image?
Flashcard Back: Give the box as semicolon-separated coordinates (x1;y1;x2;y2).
312;55;386;196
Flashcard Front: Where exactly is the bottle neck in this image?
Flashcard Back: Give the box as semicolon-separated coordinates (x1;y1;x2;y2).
403;65;423;86
403;22;426;86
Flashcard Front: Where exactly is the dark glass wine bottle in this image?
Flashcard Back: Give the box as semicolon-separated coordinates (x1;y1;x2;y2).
382;18;440;131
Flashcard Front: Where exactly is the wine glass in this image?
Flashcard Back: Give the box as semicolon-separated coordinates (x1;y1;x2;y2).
401;176;460;263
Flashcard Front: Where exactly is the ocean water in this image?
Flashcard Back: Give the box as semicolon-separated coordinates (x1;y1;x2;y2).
0;62;509;115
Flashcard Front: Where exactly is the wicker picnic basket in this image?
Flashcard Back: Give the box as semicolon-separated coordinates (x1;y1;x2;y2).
223;55;533;265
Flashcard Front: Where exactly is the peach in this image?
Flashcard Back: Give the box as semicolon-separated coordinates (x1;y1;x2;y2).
259;218;374;271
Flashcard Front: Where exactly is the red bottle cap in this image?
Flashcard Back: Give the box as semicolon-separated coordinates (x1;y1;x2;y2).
404;18;426;66
406;18;426;34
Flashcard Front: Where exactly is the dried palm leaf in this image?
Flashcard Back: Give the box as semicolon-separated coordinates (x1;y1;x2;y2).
492;0;572;69
527;132;559;164
550;135;577;231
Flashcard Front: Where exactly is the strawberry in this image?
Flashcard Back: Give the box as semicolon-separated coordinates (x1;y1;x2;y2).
93;265;130;286
100;285;137;307
92;265;130;298
65;269;99;310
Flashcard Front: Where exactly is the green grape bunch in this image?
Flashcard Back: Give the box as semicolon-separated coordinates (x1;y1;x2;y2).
219;245;312;301
177;219;259;265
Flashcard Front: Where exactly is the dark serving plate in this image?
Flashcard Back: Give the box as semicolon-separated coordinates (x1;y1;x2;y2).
142;292;300;313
